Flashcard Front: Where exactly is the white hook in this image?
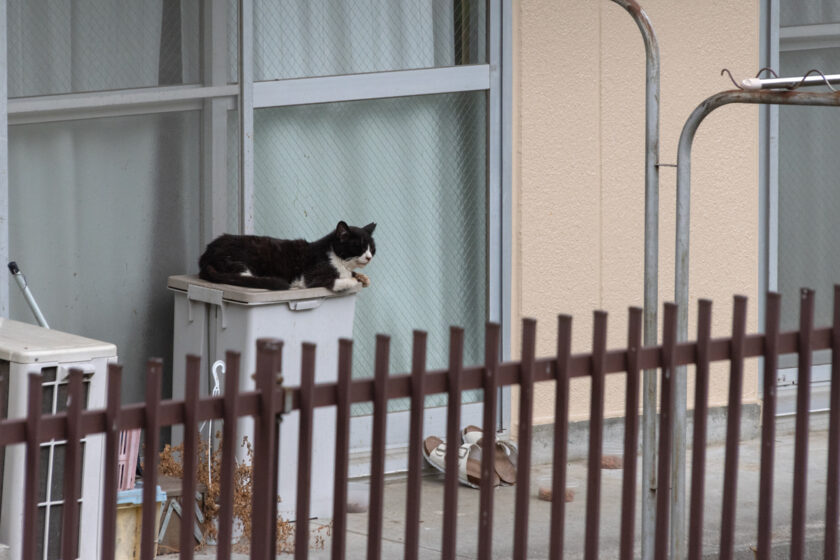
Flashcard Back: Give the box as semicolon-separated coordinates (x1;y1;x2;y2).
211;360;225;396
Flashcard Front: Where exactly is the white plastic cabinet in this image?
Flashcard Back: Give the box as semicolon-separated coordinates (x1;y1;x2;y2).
168;275;359;520
0;319;116;560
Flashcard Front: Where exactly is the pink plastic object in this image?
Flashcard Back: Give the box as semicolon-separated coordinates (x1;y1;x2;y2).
117;429;142;490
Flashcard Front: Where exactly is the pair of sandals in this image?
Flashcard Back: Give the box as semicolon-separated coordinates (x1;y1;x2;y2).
422;425;518;489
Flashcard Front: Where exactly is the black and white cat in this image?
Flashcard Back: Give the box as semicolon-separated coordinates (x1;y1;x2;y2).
198;221;376;291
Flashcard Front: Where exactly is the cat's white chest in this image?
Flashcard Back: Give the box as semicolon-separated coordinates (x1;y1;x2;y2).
328;251;353;278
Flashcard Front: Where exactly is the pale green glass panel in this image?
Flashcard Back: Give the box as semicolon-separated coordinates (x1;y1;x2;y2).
254;92;486;413
7;0;200;98
253;0;485;81
778;47;840;367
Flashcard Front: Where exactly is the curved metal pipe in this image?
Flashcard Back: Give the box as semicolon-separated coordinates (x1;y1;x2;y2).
677;89;840;336
608;2;660;559
675;88;840;558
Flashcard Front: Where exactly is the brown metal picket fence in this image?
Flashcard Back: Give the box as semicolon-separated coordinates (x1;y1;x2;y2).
2;287;840;559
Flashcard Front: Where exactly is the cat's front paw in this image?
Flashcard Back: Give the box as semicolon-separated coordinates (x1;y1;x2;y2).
332;277;361;292
353;272;370;287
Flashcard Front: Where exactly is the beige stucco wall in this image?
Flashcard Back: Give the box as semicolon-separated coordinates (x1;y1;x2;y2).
511;1;761;427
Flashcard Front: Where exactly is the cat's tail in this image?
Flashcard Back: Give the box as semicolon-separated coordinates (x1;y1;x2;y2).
199;266;290;290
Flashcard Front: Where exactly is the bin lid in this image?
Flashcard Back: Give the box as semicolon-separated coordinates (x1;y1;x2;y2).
167;274;361;305
0;318;117;364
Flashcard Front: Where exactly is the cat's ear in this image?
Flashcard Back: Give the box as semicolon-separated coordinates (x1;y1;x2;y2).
336;221;350;240
363;222;376;234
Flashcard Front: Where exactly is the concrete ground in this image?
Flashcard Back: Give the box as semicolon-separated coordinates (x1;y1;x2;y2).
163;418;832;559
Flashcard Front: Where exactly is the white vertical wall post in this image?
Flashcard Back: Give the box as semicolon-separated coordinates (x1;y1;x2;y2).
489;0;512;430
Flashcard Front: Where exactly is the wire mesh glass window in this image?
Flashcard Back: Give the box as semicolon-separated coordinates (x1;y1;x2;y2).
253;0;486;81
253;92;487;414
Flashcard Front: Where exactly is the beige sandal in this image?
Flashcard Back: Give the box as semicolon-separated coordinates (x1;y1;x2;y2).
458;442;500;489
461;425;518;486
422;435;500;488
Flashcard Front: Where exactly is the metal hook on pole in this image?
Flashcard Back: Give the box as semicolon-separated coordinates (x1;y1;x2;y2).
740;67;840;91
722;67;787;90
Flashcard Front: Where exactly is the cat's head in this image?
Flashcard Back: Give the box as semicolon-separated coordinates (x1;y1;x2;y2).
334;221;376;269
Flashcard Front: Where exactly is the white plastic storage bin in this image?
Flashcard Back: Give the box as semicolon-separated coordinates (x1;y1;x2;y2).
0;319;117;560
168;275;359;520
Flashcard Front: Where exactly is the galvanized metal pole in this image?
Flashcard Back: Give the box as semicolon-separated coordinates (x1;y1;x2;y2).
675;87;840;558
608;3;660;559
238;0;254;234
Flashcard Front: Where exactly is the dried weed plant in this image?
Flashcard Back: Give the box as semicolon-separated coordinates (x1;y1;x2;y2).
159;430;329;553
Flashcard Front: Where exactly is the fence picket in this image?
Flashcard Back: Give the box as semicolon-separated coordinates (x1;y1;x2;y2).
513;318;537;559
758;293;781;560
827;285;840;560
22;374;43;560
404;331;427;560
688;299;713;560
252;339;282;560
366;335;390;560
101;364;123;560
140;359;162;560
548;315;572;560
478;323;500;560
620;307;643;560
180;355;200;560
720;296;748;560
791;289;815;559
584;311;608;560
295;343;316;560
61;369;84;560
442;327;464;560
655;303;677;560
217;350;241;560
331;339;353;560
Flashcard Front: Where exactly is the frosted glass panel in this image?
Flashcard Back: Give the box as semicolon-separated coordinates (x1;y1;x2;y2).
9;112;202;401
778;48;840;366
781;0;840;27
228;0;240;84
7;0;200;98
253;0;485;81
254;92;486;413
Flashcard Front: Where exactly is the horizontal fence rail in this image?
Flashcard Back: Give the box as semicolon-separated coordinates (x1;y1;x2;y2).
5;325;840;447
1;287;839;559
